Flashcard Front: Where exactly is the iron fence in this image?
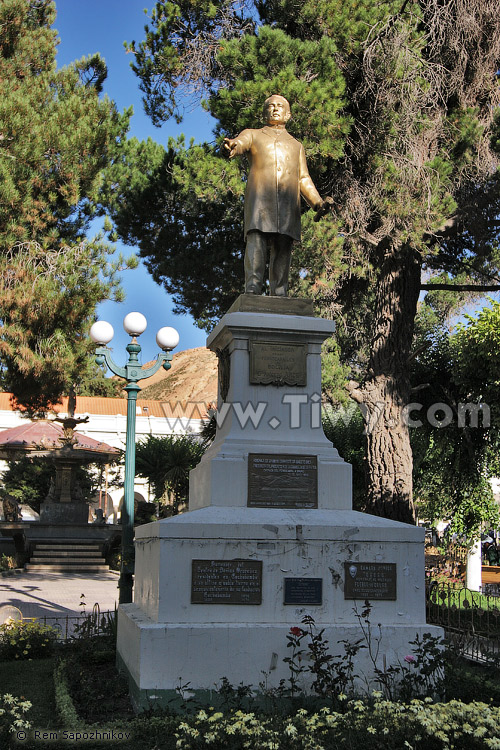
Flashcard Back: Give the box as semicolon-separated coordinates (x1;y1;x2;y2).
426;581;500;663
425;544;468;578
33;604;115;641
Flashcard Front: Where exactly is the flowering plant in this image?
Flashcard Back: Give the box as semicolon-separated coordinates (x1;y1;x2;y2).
0;693;31;739
173;700;500;750
0;619;59;660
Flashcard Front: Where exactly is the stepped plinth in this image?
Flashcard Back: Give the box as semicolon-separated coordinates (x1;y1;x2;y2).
117;296;441;709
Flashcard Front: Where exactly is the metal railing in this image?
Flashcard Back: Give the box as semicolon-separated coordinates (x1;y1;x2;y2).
33;604;115;641
425;544;468;577
426;581;500;663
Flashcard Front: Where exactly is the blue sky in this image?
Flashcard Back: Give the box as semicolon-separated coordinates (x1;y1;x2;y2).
52;0;215;362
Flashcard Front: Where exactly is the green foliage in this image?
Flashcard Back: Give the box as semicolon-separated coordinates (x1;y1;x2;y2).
53;660;82;729
0;0;135;412
76;367;125;398
102;135;243;328
3;623;500;749
0;693;32;743
134;500;158;526
174;700;500;750
199;413;217;447
322;404;366;511
283;609;447;705
135;434;205;514
1;456;96;514
1;456;53;514
411;298;500;538
0;620;59;661
0;0;125;244
452;301;500;429
320;338;351;405
445;661;500;706
212;26;348;154
0;555;15;572
72;604;117;643
0;240;135;413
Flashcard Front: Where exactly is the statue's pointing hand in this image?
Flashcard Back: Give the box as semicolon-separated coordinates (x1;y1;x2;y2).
314;196;334;222
223;137;239;159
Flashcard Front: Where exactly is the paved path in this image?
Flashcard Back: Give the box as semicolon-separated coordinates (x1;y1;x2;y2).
0;570;119;622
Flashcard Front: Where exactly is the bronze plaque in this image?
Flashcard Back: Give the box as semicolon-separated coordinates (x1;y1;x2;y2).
249;341;307;386
284;578;323;605
191;559;262;604
344;562;397;600
248;454;318;508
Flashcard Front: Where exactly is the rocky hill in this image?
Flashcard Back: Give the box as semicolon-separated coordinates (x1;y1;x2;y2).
138;347;218;407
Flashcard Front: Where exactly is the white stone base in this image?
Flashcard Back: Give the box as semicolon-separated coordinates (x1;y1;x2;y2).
118;610;441;696
117;506;441;700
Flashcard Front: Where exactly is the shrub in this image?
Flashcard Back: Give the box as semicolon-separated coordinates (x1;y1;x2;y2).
283;610;446;705
173;700;500;750
0;620;59;660
53;660;83;729
0;555;15;572
0;693;31;742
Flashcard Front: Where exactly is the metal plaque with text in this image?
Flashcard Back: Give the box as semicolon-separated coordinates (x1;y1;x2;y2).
248;454;318;509
344;562;397;600
191;559;263;604
249;341;307;386
284;578;323;605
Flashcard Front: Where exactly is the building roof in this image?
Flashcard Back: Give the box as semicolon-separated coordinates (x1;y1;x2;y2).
0;420;119;455
0;393;213;420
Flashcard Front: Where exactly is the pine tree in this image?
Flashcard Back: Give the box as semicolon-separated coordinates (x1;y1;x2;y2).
110;0;500;523
0;0;134;412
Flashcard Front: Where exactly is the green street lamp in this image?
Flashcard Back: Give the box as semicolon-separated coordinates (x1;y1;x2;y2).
90;312;179;604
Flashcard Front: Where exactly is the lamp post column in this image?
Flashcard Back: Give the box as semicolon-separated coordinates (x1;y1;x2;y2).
90;315;179;605
121;377;141;603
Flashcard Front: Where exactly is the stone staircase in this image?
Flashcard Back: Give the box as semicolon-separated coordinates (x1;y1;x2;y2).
24;540;109;573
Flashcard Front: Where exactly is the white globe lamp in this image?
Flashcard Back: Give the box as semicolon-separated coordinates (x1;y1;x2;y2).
123;312;147;337
90;320;114;345
156;326;180;351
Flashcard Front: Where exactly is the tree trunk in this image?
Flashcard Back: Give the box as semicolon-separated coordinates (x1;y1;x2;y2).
350;245;422;524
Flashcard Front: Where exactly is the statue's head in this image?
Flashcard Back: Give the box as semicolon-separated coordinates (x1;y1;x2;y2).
263;95;291;126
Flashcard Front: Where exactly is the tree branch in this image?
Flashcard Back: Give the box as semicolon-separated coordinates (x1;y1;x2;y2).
420;283;500;292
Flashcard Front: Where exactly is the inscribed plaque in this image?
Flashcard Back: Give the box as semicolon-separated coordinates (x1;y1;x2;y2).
191;559;262;604
249;341;307;386
284;578;323;605
248;454;318;509
344;562;397;600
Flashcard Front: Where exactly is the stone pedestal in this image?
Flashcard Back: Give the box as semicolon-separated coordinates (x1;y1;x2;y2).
189;303;351;511
39;459;89;524
117;297;441;708
39;502;88;524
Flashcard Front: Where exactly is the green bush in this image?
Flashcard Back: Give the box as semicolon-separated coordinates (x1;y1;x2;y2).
53;660;83;729
172;700;500;750
0;693;32;743
0;555;15;571
0;620;59;660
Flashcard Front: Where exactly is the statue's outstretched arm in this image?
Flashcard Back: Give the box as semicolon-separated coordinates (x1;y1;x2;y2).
222;130;253;159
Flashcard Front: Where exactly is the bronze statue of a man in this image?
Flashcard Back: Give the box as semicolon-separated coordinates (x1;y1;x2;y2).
224;95;328;296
